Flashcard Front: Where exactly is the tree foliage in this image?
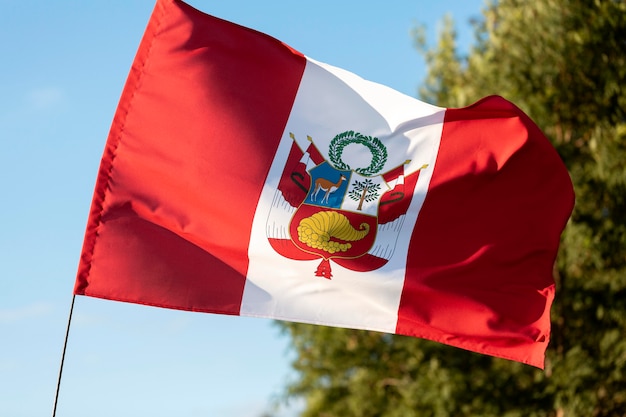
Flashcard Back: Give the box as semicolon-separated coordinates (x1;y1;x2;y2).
278;1;626;416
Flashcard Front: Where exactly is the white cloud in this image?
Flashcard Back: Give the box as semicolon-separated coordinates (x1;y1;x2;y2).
0;359;18;373
163;315;192;334
25;86;66;110
208;398;302;417
0;302;53;323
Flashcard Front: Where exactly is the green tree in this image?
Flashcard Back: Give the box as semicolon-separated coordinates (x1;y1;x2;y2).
348;178;381;211
278;1;626;416
417;2;626;413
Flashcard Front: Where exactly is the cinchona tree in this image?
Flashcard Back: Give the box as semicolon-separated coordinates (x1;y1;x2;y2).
277;1;626;416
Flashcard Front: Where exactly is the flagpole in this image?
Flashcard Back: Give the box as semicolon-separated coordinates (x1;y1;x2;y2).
52;294;76;417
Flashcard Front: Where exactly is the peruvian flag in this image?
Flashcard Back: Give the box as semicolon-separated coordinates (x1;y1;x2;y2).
75;0;574;368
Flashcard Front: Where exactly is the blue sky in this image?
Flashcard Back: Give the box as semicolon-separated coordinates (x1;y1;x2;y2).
0;1;483;416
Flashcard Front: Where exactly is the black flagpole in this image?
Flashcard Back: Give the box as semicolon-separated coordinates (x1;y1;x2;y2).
52;294;76;417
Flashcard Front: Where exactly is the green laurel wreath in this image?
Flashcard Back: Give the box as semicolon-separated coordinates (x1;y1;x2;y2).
328;130;388;176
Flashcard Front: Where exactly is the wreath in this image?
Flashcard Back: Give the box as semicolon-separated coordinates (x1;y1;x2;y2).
328;130;388;176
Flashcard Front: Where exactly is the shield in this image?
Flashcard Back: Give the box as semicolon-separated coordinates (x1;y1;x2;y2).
266;132;423;278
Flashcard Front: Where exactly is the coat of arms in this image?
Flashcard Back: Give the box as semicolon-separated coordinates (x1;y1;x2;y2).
267;131;427;279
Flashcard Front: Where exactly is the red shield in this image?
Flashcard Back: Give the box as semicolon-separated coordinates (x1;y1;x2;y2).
289;204;378;262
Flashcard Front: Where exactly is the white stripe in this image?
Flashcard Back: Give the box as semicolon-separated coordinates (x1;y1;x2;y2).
242;57;445;333
299;151;316;171
386;174;405;190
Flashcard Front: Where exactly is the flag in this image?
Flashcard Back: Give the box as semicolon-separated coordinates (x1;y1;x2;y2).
75;0;574;368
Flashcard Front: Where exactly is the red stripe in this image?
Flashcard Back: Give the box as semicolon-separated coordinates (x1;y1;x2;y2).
75;0;306;314
396;96;574;367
